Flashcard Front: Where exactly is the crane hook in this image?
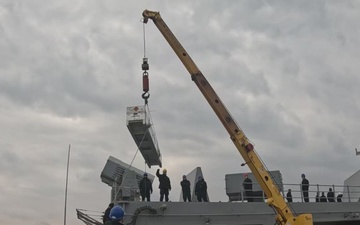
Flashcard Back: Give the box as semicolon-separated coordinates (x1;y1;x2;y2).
142;92;150;105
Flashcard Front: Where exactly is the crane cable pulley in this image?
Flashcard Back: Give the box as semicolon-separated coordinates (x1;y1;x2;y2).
141;21;150;104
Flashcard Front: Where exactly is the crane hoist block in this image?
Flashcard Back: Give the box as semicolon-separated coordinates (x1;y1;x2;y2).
126;105;162;168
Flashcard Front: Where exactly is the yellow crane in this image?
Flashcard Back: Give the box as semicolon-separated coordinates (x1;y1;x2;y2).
142;9;313;225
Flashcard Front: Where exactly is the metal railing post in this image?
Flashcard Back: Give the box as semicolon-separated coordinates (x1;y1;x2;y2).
347;185;351;202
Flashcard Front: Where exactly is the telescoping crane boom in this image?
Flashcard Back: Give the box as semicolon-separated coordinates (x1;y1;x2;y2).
142;10;313;225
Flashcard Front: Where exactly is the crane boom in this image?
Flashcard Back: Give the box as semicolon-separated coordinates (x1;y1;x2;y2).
142;9;313;225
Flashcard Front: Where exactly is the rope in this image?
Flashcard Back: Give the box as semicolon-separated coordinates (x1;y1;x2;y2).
114;127;150;200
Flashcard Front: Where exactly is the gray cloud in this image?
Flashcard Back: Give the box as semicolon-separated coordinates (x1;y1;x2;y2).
1;1;360;225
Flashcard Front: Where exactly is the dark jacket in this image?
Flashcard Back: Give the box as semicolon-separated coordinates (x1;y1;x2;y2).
103;207;112;224
195;179;207;195
286;192;292;202
139;177;153;194
320;193;327;202
181;179;191;193
243;177;253;191
337;194;343;202
156;169;171;189
327;190;335;202
301;178;309;191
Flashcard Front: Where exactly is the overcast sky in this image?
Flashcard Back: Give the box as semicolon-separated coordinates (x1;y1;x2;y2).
1;1;360;225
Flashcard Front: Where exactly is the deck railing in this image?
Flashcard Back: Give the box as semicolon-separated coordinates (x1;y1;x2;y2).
234;183;360;203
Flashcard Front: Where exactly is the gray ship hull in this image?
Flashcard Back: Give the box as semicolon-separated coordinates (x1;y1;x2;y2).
120;201;360;225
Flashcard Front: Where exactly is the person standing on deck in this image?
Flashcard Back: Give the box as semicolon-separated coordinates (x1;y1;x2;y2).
195;176;208;202
337;192;343;202
243;173;253;202
327;188;335;202
320;192;327;202
139;173;153;202
286;189;293;203
301;173;310;202
156;168;171;202
180;175;191;202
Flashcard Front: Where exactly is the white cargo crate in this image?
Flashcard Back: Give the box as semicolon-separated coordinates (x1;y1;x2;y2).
126;106;162;168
